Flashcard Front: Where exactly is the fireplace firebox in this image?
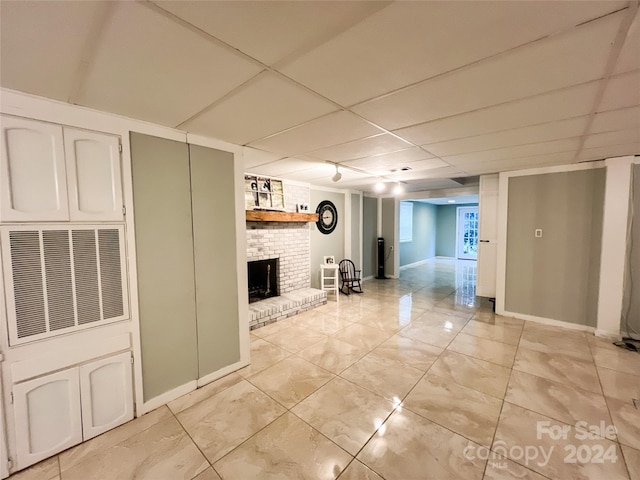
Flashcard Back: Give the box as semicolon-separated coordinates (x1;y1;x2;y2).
248;258;279;303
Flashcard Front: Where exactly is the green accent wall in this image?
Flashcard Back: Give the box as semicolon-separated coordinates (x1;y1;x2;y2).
435;203;478;257
505;169;605;327
310;190;345;289
189;144;240;377
130;133;198;401
381;198;396;276
362;196;378;278
399;201;437;266
623;164;640;334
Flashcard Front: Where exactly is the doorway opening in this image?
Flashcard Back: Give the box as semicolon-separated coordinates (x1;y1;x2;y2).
457;206;479;260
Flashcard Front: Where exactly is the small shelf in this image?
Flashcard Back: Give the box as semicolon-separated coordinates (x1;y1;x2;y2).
246;210;319;223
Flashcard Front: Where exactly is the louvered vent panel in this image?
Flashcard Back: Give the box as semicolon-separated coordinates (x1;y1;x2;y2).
43;230;75;331
98;229;124;319
72;230;101;325
9;231;47;338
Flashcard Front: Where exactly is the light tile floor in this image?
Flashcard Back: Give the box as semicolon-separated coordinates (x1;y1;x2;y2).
11;259;640;480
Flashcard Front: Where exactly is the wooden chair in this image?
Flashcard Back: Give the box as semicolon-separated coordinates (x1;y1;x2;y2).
338;259;363;295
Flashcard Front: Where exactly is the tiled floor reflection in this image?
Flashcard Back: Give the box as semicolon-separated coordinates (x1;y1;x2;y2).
13;259;639;480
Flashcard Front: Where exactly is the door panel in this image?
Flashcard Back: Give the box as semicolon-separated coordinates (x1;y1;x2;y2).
457;206;479;260
64;128;122;221
0;116;69;221
79;352;133;440
13;369;82;469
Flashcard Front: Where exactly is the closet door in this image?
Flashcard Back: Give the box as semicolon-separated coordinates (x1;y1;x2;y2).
130;133;198;402
64;128;123;221
189;145;240;379
477;174;499;297
0;115;69;222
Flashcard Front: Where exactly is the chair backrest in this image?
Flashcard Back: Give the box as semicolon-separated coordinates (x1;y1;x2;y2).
339;259;356;279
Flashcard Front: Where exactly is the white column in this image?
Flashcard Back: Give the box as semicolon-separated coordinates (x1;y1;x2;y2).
596;156;635;338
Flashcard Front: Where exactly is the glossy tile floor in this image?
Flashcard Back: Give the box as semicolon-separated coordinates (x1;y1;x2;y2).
13;259;640;480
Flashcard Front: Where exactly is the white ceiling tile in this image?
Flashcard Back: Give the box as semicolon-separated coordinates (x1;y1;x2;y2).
402;179;468;193
386;166;463;182
393;158;450;173
78;2;262;127
583;129;640;149
280;1;625;106
394;82;600;145
0;1;106;101
424;117;588;157
153;1;387;66
614;9;640;74
247;157;324;177
341;147;431;169
352;12;622;130
248;111;384;156
444;138;580;166
309;133;412;162
590;106;640;134
182;72;337;145
577;143;640;161
598;70;640;112
243;147;285;169
463;152;576;174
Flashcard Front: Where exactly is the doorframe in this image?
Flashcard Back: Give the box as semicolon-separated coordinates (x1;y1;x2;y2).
456;206;479;260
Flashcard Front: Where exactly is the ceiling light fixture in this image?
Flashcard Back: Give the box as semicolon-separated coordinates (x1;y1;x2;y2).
331;165;342;182
374;180;386;193
448;199;456;203
392;183;404;195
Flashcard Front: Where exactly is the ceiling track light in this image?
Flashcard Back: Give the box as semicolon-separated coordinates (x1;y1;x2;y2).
392;183;404;195
331;164;342;182
374;180;386;193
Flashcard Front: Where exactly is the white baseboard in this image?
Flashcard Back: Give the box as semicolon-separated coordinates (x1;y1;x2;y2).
399;258;433;271
595;329;623;340
139;380;197;415
197;359;249;388
499;310;596;334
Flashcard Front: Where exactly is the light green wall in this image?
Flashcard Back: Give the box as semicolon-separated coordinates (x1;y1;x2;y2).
310;190;345;288
381;198;396;276
505;169;605;327
189;144;240;377
435;203;478;257
362;196;378;278
399;201;437;266
130;133;198;401
623;165;640;335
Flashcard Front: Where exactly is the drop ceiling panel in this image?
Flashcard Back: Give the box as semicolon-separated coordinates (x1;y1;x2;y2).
247;157;323;177
444;138;580;166
248;111;384;156
309;134;412;162
394;82;600;146
153;1;387;66
614;10;640;74
280;1;625;106
182;72;337;145
353;12;621;130
583;129;640;149
243;147;285;169
0;1;106;101
78;2;262;127
598;71;640;112
464;152;576;174
403;177;468;192
590;106;640;134
424;117;588;157
386;167;463;182
342;147;432;169
577;143;640;161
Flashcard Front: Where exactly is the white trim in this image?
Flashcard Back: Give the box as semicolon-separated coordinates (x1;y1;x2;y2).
495;160;605;315
186;132;242;156
399;258;433;270
358;191;364;271
396;185;479;201
393;197;399;277
197;359;249;388
344;192;352;260
596;156;634;337
139;380;198;415
501;310;595;334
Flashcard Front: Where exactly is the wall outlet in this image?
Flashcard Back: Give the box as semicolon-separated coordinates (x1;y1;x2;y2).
535;229;543;238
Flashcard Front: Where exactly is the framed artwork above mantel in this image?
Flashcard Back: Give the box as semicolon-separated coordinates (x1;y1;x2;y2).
244;174;285;211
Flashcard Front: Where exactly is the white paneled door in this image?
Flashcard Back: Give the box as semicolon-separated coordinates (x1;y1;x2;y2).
457;206;479;260
0;116;69;222
13;369;82;470
79;352;133;440
477;174;499;297
64;128;123;221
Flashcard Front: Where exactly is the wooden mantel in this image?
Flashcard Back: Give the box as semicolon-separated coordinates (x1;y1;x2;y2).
246;210;318;223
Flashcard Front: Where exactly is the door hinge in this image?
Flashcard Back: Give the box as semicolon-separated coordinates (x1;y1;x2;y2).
7;458;12;471
130;357;134;364
10;392;13;404
118;143;123;153
122;205;126;216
